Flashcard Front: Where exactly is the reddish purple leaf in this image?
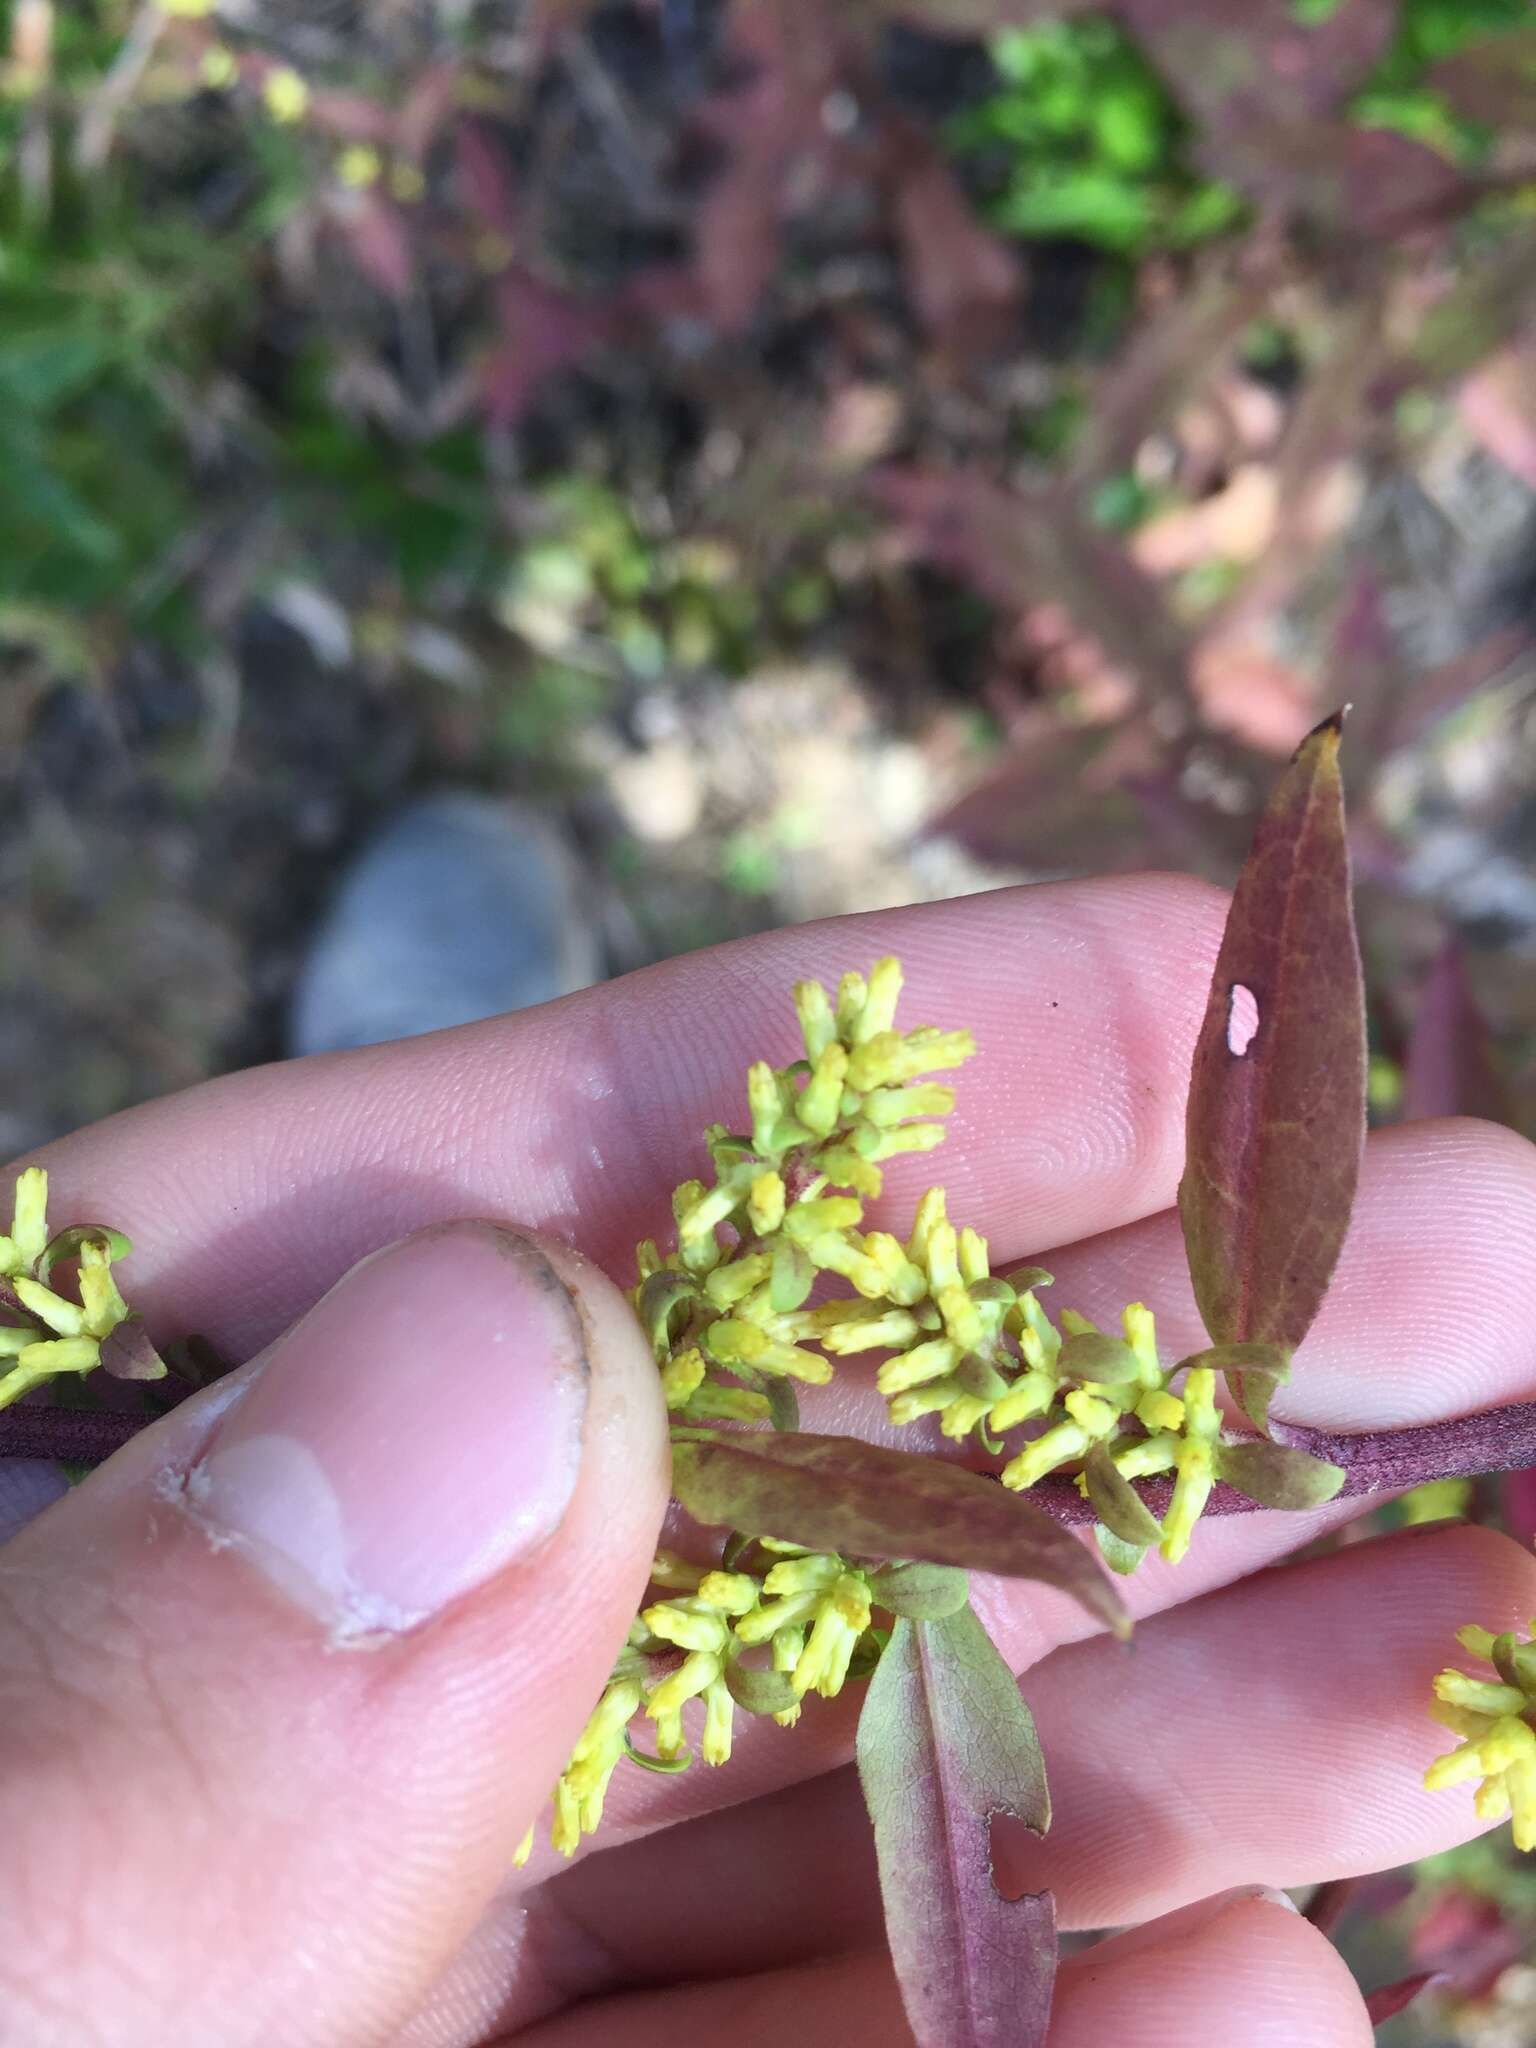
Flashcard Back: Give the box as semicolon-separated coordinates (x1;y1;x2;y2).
690;0;838;336
670;1431;1129;1635
97;1314;168;1383
397;62;462;162
454;118;523;240
883;115;1019;347
1404;939;1515;1128
1364;1970;1444;2026
1200;118;1468;239
1119;0;1395;145
857;1606;1056;2048
1178;713;1365;1355
1071;263;1277;483
305;92;398;144
1117;0;1469;244
887;0;1091;29
878;468;1196;712
340;198;415;301
1302;1876;1360;1938
1431;30;1536;130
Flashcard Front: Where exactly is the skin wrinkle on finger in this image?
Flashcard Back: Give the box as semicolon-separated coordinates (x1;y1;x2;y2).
16;875;1226;1362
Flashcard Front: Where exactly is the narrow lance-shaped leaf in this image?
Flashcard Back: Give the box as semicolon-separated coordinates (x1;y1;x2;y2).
1216;1439;1345;1511
857;1604;1056;2048
1084;1443;1163;1549
869;1561;971;1620
1178;713;1365;1368
1363;1971;1445;2026
671;1431;1128;1637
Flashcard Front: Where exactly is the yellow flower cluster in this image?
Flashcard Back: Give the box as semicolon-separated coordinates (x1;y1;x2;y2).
628;957;1274;1574
0;1171;155;1408
515;1543;876;1863
631;958;976;1431
505;957;1351;1867
1427;1621;1536;1852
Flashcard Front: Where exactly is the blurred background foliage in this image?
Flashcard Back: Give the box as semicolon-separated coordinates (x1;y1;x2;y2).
6;1;1536;2030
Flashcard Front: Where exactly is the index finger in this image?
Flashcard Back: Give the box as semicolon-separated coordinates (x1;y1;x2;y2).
20;874;1225;1360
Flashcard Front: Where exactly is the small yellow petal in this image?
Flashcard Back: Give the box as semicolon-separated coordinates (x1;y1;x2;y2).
9;1167;47;1270
337;144;382;188
263;67;310;123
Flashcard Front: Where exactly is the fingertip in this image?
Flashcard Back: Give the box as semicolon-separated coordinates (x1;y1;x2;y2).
1055;1890;1372;2047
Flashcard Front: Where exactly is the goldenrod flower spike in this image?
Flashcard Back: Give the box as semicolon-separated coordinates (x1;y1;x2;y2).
1427;1618;1536;1851
514;958;1237;1862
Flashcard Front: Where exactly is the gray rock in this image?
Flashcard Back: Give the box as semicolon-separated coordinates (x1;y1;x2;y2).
287;794;602;1056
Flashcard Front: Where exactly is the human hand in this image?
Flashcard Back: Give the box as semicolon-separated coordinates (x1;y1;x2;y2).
4;876;1535;2046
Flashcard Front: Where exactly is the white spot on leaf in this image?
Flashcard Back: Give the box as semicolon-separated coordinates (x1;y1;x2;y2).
1227;983;1260;1056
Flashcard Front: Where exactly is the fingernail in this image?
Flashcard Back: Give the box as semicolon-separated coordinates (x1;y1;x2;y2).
177;1224;589;1641
1199;1884;1300;1917
1100;1884;1300;1963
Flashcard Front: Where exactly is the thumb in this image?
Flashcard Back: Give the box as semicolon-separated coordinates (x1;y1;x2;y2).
0;1222;668;2048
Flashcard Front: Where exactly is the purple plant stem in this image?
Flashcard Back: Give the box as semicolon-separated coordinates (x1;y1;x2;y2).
9;1393;1536;1509
0;1406;150;1463
1031;1400;1536;1525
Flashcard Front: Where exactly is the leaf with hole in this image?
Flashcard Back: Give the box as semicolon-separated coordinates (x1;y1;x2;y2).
857;1604;1056;2048
1178;714;1365;1367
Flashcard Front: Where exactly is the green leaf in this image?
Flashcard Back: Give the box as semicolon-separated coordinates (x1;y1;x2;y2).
623;1736;692;1773
1083;1443;1163;1548
1095;1524;1149;1575
35;1225;132;1287
770;1239;816;1312
1177;1340;1292;1433
636;1271;701;1361
1003;1266;1054;1294
765;1378;800;1433
723;1660;801;1716
1059;1331;1142;1383
670;1431;1129;1637
857;1606;1056;2048
1177;1341;1292;1377
1217;1439;1347;1510
869;1561;972;1620
1178;713;1365;1357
